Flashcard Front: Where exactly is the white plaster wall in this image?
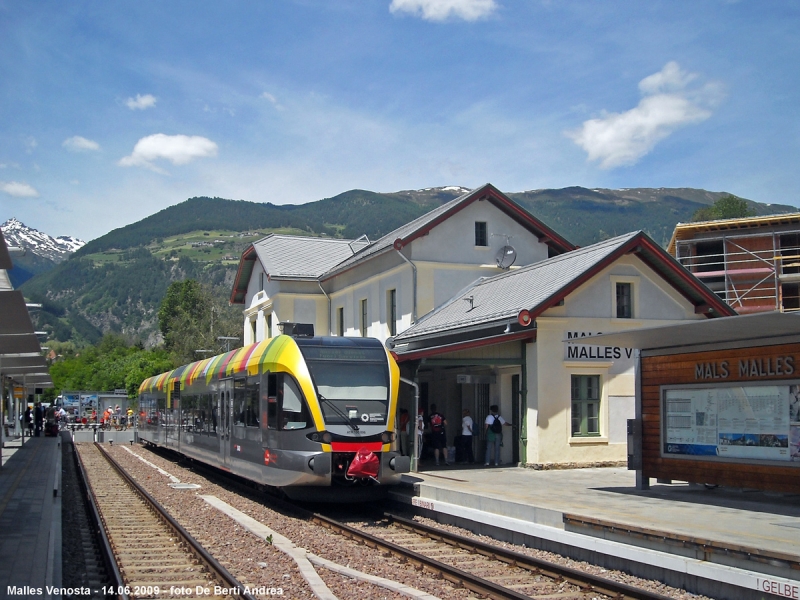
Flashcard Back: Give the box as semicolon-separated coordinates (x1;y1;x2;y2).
563;256;698;321
608;395;634;444
329;264;413;341
409;200;550;267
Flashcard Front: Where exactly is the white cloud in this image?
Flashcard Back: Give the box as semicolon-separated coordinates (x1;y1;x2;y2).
62;136;101;152
261;92;284;110
389;0;497;21
125;93;157;110
23;136;37;154
118;133;218;172
1;181;39;198
568;62;723;169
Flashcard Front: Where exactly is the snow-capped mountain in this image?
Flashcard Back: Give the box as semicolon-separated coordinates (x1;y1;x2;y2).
1;218;85;263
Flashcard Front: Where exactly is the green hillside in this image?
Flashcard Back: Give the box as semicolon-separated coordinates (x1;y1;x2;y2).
76;189;453;256
21;185;797;347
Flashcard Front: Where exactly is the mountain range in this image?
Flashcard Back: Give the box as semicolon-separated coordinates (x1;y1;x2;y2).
1;218;85;288
7;185;798;347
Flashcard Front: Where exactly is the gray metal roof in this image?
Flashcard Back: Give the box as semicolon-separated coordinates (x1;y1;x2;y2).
395;232;642;342
583;311;800;354
253;234;357;280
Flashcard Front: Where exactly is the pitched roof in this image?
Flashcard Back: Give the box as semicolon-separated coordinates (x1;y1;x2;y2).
392;231;735;359
320;183;575;280
230;234;356;303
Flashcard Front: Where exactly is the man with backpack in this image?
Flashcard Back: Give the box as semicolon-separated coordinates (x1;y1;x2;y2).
484;404;511;466
428;404;449;466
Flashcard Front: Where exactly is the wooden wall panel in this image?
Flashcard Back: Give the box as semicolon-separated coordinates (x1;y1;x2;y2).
640;343;800;494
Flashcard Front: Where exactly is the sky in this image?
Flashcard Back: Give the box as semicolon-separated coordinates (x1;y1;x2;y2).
1;0;799;242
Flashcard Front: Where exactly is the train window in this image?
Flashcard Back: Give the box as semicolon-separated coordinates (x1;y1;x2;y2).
266;373;278;430
282;376;309;430
234;378;260;438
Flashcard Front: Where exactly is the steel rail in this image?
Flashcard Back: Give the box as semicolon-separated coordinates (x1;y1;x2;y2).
90;443;257;600
311;511;536;600
74;439;128;599
384;512;676;600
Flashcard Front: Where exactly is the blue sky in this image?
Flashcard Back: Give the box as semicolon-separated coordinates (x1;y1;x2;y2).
1;0;799;241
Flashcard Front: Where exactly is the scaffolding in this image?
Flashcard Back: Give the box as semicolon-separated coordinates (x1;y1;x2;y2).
673;227;800;313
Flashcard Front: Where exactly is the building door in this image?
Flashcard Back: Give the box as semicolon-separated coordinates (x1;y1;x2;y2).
511;374;520;464
475;383;490;463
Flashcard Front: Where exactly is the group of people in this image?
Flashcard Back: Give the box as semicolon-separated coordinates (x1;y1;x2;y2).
22;403;68;437
22;403;44;437
397;404;512;466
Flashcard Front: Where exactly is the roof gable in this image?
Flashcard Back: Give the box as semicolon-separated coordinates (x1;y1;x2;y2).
321;183;575;280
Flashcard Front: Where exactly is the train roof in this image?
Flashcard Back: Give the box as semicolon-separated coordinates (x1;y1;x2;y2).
138;335;390;394
139;335;296;394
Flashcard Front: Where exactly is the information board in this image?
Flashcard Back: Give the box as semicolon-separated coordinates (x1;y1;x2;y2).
664;383;800;462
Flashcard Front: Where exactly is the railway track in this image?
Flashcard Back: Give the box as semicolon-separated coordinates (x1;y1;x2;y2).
313;512;677;600
75;442;255;600
136;444;692;600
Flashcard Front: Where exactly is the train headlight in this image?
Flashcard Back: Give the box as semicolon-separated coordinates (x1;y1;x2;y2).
308;431;333;444
380;431;395;443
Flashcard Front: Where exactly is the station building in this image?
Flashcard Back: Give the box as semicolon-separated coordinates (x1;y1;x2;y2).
231;184;733;468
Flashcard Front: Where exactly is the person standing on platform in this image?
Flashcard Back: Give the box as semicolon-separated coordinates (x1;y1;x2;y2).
24;406;33;437
416;408;425;460
398;408;410;456
34;402;44;437
459;409;475;464
484;404;511;466
429;404;449;466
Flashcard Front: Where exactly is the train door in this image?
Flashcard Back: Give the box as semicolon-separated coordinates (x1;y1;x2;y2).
219;379;233;467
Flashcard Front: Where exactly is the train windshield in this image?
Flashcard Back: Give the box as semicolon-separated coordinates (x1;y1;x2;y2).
301;346;389;426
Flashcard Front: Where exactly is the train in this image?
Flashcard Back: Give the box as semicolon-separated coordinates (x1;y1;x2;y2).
138;328;410;501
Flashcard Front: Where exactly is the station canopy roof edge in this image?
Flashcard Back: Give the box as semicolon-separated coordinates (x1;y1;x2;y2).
572;312;800;353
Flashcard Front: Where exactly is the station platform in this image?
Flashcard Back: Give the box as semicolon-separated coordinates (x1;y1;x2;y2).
0;434;62;596
393;464;800;600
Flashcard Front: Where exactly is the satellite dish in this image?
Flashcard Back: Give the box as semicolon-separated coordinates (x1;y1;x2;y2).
495;245;517;269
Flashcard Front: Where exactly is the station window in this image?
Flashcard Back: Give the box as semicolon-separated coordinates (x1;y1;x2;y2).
571;375;600;437
475;222;488;247
387;289;397;336
337;306;344;336
360;299;368;337
616;282;632;318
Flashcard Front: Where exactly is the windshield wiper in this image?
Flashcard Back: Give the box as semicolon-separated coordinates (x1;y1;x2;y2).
318;394;359;431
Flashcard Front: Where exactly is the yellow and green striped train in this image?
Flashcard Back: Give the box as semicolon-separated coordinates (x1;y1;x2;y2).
138;334;410;501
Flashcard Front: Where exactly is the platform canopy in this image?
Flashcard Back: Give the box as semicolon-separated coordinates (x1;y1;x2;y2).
581;312;800;355
0;355;48;369
0;290;50;387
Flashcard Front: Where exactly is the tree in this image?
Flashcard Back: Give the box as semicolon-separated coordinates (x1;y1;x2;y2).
692;194;756;222
47;335;173;400
157;279;241;364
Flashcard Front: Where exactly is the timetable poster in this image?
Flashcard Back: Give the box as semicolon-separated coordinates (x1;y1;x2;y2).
664;385;794;461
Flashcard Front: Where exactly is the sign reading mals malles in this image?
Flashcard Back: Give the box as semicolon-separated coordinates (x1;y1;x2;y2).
564;331;634;362
694;356;795;380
